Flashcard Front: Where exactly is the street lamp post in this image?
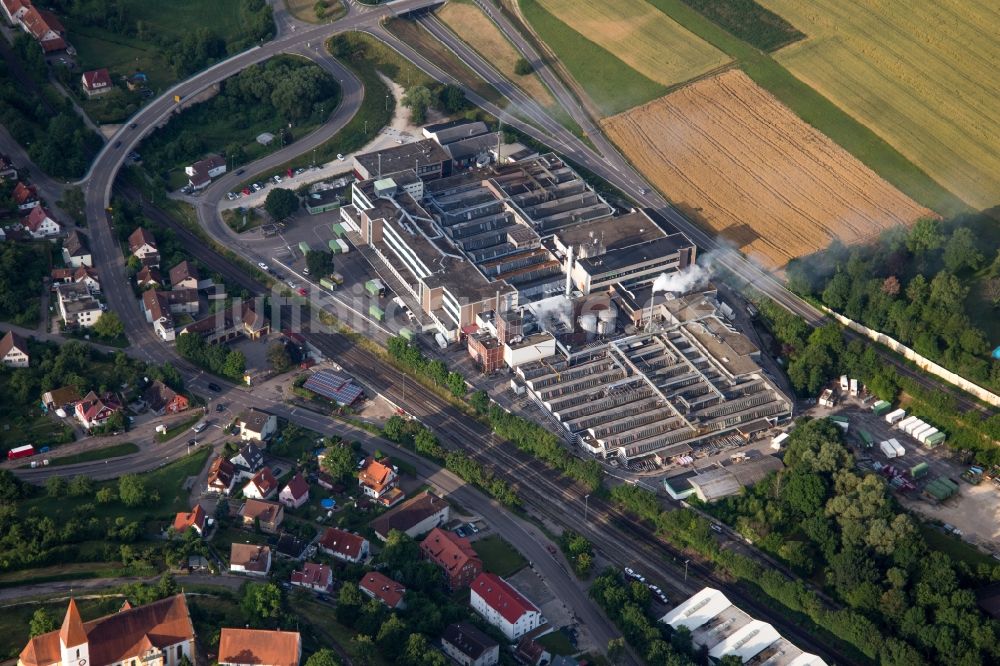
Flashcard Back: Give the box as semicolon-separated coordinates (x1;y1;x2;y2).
684;559;690;581
584;494;590;522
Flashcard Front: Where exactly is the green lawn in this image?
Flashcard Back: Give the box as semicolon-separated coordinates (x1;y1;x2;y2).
643;0;968;217
471;535;527;577
65;22;175;92
19;448;211;523
919;524;997;571
519;0;667;116
156;414;203;442
48;443;140;467
124;0;247;41
537;629;577;656
0;562;122;588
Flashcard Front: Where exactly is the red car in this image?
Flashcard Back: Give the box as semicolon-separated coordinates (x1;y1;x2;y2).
242;187;251;195
297;288;307;296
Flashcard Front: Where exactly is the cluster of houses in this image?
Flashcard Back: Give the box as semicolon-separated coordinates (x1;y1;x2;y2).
1;0;69;54
2;161;66;242
19;596;304;666
130;227;269;344
37;378;189;432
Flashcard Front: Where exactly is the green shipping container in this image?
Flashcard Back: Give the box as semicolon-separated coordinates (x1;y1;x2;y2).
910;462;929;479
369;304;384;321
299;241;311;255
331;223;346;238
872;400;892;416
365;280;381;297
926;431;947;447
328;239;342;253
399;327;414;341
859;430;874;447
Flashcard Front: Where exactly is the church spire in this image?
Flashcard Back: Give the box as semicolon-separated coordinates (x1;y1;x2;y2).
59;599;87;648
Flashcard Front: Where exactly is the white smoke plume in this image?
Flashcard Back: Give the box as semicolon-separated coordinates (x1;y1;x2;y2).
652;261;711;295
527;295;573;330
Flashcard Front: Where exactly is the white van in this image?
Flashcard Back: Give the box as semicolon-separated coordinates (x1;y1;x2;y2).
192;422;208;434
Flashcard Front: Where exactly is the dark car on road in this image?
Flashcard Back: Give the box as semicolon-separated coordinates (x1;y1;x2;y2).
236;169;245;175
207;382;221;392
113;140;121;148
215;403;225;412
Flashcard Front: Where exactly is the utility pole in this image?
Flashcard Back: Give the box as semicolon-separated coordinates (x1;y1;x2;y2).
584;494;590;522
684;559;690;581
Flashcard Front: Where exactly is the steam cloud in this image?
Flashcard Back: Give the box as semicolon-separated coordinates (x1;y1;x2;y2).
652;261;711;295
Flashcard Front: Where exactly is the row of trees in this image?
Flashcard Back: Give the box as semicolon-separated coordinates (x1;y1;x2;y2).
387;336;467;398
786;214;1000;390
176;333;246;381
401;83;468;125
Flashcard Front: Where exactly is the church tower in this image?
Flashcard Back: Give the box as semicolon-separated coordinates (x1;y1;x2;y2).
59;599;90;666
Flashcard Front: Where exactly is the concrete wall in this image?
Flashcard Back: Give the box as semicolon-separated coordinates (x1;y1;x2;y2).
822;306;1000;408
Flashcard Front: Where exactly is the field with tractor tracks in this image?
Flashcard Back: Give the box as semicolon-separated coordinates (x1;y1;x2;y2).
602;70;934;269
759;0;1000;211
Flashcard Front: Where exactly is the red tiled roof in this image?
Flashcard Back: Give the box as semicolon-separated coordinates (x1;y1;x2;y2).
471;573;539;625
420;528;481;585
78;390;121;423
1;0;28;17
209;457;235;488
24;205;56;232
172;504;206;533
247;467;278;496
128;227;157;252
358;457;395;492
0;330;27;358
12;181;36;204
358;571;406;608
230;544;270;572
82;68;111;90
290;562;331;589
136;266;162;285
169;260;199;285
240;499;282;525
319;527;366;559
218;628;300;666
282;473;309;501
21;596;195;666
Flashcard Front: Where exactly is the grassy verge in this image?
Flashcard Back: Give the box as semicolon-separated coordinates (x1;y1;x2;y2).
643;0;967;217
537;629;576;656
0;562;123;588
222;207;265;233
383;18;506;108
155;414;203;443
48;443;140;467
471;535;527;577
918;524;997;571
518;0;666;116
285;0;346;23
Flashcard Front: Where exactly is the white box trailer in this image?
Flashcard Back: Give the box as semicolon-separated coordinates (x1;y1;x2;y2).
904;419;927;436
897;415;920;432
771;432;790;451
840;375;849;391
917;427;939;444
336;238;349;254
885;408;906;425
890;438;905;457
880;440;900;458
911;423;934;441
849;379;859;396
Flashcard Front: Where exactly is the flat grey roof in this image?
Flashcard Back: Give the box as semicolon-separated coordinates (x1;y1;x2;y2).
356;139;450;178
578;234;694;275
555;210;665;251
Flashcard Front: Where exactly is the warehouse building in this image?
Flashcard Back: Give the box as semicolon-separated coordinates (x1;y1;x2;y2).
661;587;827;665
354;140;451;181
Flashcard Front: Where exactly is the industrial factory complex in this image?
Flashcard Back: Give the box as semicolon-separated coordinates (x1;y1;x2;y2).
341;121;791;463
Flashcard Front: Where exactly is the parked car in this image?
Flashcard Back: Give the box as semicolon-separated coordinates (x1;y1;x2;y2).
207;382;221;392
546;545;557;555
467;522;479;534
258;262;270;271
215;403;225;412
236;168;245;175
129;122;137;129
113;140;122;148
454;527;467;538
297;288;307;296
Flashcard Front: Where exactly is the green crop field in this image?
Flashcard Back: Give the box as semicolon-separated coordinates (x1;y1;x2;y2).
759;0;999;212
519;0;667;116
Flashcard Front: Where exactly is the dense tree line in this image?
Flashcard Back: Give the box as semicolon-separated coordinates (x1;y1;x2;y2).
558;529;594;577
787;214;1000;391
176;333;246;381
387;336;467;398
0;243;50;326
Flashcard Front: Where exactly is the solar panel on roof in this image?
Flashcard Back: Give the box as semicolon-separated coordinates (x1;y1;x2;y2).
303;370;364;405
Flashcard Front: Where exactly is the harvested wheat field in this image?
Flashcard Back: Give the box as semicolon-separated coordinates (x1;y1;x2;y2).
438;2;555;108
759;0;1000;210
535;0;729;89
602;69;934;268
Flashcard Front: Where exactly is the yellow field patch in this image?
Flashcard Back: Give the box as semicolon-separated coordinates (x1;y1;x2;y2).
535;0;729;87
438;3;556;108
602;70;934;269
759;0;1000;210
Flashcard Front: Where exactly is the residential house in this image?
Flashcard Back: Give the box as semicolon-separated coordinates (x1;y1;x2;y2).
290;563;332;593
515;637;549;666
357;457;403;507
278;473;309;509
441;622;500;666
50;268;73;284
207;457;236;494
230;443;265;481
275;534;307;559
143;380;189;415
185;155;226;190
24;205;61;238
81;68;112;97
229;543;271;576
238;499;284;533
141;290;175;342
318;527;368;563
74;391;121;430
17;595;196;666
169;260;199;290
218;629;300;666
0;330;30;368
372;491;450;541
62;230;92;268
19;6;66;52
12;182;37;210
0;154;16;181
358;571;406;610
41;386;81;414
162;288;198;315
469;573;542;640
135;266;163;289
128;227;159;263
179;301;269;343
172;504;207;536
237;408;277;443
1;1;30;28
243;467;278;500
55;283;101;328
420;528;482;589
72;267;100;294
